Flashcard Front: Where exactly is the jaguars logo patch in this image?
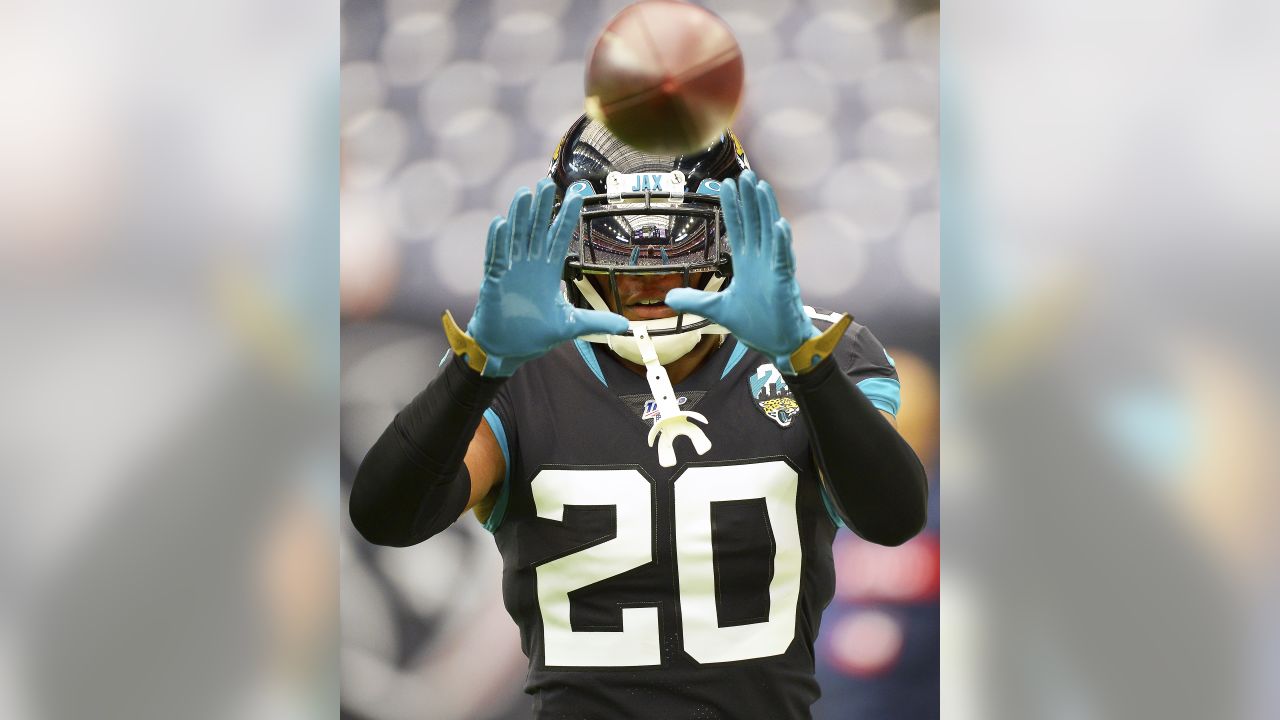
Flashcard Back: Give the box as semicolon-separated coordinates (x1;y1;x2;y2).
747;363;799;427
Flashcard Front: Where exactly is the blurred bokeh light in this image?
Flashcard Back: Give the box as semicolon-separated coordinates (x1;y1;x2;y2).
944;0;1280;718
1;2;338;719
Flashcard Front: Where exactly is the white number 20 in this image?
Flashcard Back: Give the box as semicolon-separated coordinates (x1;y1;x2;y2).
531;460;802;667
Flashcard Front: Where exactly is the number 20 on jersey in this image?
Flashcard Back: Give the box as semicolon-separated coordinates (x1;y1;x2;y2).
532;459;803;667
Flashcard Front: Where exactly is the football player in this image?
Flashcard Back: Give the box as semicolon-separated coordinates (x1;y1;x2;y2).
350;116;928;719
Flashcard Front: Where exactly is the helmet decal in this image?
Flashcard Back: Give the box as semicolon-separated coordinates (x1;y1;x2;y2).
550;131;567;163
728;129;746;162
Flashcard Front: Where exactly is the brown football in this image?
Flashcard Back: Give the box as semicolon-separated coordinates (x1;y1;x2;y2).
584;0;744;155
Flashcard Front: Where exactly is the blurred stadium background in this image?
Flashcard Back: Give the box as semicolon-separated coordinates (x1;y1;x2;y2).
339;1;940;718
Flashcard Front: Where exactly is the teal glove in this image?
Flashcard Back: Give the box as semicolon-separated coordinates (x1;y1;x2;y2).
664;170;819;374
465;177;629;376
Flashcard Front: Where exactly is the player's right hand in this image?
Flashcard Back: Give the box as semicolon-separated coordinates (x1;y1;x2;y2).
467;177;629;377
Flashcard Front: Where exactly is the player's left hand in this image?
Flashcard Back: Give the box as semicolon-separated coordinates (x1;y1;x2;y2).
665;170;818;373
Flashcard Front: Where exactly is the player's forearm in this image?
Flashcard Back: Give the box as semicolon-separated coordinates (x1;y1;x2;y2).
786;356;928;546
349;355;504;547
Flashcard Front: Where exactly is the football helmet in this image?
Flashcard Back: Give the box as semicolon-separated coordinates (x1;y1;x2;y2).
548;114;750;364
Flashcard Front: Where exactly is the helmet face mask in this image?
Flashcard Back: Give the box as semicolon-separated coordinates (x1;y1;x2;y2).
578;197;724;272
565;183;731;338
549;115;749;350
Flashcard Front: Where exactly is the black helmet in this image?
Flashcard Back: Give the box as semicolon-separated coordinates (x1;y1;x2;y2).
547;114;750;339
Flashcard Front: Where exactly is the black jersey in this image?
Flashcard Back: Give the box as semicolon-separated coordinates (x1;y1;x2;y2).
480;312;899;720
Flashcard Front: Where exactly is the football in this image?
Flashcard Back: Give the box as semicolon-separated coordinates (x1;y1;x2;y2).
584;0;744;155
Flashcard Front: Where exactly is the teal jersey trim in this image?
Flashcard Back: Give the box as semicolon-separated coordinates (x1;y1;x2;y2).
819;481;846;528
573;339;607;387
857;377;901;416
480;408;512;533
720;339;749;379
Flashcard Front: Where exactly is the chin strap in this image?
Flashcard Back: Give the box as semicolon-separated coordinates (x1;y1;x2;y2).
633;324;712;467
782;313;854;375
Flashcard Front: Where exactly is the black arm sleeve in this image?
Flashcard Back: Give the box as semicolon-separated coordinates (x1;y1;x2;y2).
786;355;928;546
349;354;505;547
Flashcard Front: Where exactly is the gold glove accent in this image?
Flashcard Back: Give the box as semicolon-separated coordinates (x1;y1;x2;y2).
441;310;488;375
787;313;853;375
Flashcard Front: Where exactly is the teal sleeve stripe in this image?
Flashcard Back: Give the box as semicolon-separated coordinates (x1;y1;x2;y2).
818;483;846;528
573;339;607;386
481;408;512;533
720;340;749;379
856;377;901;416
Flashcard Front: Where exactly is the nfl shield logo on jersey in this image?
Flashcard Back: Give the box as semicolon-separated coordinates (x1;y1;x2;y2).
748;364;800;427
642;395;687;421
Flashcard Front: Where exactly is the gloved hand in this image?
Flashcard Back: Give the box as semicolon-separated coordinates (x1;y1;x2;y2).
665;170;819;374
465;177;629;377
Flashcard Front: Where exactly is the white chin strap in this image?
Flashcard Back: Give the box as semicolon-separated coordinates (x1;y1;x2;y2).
570;274;726;466
633;324;712;467
571;275;728;365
